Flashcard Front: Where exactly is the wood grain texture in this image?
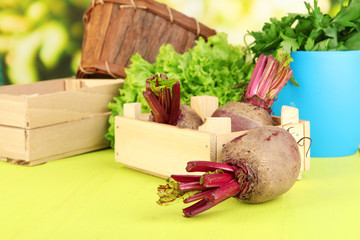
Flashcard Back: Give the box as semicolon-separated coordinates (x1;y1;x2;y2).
77;0;216;79
115;116;216;178
0;79;123;165
114;97;310;179
0;79;123;129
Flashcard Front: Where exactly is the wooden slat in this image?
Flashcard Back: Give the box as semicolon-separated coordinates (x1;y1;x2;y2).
198;117;231;134
0;125;26;160
26;113;110;162
25;80;122;128
301;120;311;171
0;79;65;95
191;96;219;121
115;116;216;178
0;95;27;128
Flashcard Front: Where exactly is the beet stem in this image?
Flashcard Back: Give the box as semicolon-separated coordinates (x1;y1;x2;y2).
202;173;235;187
183;189;214;203
143;90;169;123
178;182;213;192
182;198;228;218
171;174;202;183
168;81;181;125
206;179;241;204
186;161;235;173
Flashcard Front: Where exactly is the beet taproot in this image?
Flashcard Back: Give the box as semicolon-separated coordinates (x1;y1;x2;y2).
211;51;293;132
211;101;274;132
157;126;301;217
219;126;301;203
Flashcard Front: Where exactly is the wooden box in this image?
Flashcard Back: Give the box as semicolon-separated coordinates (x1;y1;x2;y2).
115;96;310;179
76;0;216;79
0;78;123;165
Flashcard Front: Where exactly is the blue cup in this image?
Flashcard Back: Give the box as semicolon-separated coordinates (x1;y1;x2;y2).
272;50;360;157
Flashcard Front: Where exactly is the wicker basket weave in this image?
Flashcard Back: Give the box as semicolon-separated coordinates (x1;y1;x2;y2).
76;0;217;79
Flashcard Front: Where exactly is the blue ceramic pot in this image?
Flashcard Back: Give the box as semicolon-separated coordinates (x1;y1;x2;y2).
272;50;360;157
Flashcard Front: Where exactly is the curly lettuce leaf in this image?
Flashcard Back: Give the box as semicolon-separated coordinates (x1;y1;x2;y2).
106;33;254;147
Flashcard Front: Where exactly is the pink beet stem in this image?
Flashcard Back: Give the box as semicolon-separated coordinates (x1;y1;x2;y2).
168;81;181;125
205;179;241;204
246;54;267;98
158;88;171;115
143;90;169;123
186;161;235;173
178;182;213;192
183;189;215;203
182;198;228;218
256;56;279;99
202;173;235;187
171;174;202;183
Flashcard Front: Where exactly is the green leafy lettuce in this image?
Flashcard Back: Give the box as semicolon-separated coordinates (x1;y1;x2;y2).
105;33;254;147
248;0;360;57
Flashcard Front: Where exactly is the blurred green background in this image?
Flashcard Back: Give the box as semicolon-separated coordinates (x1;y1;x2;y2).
0;0;344;85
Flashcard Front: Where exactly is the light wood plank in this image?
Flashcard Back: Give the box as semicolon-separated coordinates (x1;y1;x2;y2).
123;103;141;119
0;125;26;160
115;116;216;178
198;117;231;134
0;96;27;128
281;106;299;125
301;120;311;171
26;113;110;162
0;79;65;95
190;96;218;120
25;80;123;128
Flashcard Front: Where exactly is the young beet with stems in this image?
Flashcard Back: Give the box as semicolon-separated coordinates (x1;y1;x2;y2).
212;49;293;131
143;74;203;129
156;49;300;217
157;126;301;217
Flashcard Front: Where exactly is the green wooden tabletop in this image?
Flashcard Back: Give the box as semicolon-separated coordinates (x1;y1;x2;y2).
0;149;359;240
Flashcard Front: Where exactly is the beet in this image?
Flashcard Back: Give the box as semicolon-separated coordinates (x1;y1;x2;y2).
143;74;203;129
211;101;274;132
211;51;293;132
219;126;301;203
157;126;301;217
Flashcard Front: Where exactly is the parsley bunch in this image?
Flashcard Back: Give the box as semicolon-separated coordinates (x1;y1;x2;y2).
248;0;360;57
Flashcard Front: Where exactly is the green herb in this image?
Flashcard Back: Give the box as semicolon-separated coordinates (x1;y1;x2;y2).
248;0;360;57
105;33;254;147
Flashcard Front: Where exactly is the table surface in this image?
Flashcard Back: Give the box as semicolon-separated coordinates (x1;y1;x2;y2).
1;149;359;240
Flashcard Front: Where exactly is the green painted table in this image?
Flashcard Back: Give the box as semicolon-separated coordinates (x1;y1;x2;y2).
0;149;359;240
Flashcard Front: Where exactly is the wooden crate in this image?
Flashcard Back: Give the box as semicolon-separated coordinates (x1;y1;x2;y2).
0;78;123;165
115;96;310;179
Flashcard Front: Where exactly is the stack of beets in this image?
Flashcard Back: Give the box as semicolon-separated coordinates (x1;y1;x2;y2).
144;49;301;217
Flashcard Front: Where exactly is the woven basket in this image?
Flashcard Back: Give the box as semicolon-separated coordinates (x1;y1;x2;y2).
76;0;217;79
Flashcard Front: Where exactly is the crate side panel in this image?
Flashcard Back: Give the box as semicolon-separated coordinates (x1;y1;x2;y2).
0;79;65;95
27;113;110;161
115;117;215;178
26;80;122;128
0;96;27;128
0;125;26;160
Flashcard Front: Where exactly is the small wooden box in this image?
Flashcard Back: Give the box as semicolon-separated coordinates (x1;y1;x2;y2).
115;96;310;179
0;78;123;165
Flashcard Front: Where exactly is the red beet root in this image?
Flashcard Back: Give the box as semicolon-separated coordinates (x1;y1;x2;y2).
157;126;301;217
211;50;293;132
